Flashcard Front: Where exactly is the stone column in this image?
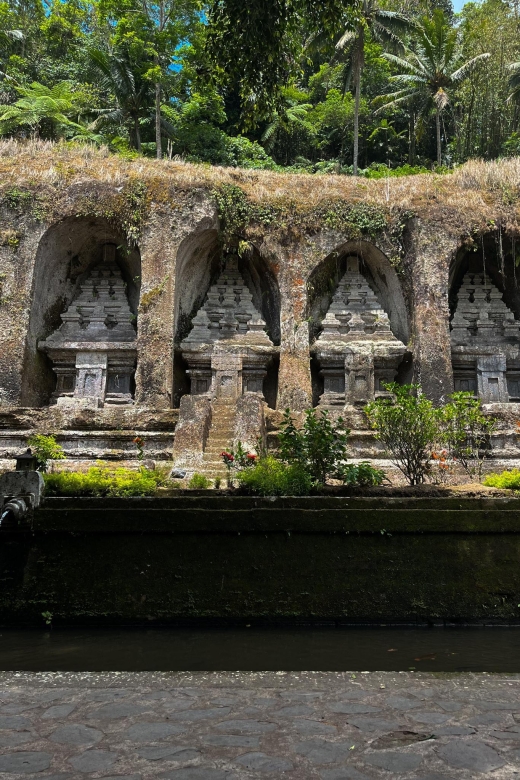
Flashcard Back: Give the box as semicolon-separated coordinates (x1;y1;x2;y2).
276;246;312;410
407;220;456;403
134;206;177;409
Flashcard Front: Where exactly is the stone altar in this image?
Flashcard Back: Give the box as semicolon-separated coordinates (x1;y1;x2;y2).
451;271;520;403
180;256;276;401
38;244;137;408
312;256;407;408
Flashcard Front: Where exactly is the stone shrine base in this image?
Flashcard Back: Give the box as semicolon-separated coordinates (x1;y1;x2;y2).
0;671;519;778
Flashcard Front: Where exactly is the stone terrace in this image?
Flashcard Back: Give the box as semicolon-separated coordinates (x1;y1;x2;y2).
0;672;519;778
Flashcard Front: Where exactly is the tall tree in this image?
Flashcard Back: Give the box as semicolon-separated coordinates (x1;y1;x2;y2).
89;49;150;151
330;0;412;174
98;0;200;158
376;10;490;166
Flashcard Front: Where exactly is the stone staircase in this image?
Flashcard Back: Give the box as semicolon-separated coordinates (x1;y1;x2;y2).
201;399;236;478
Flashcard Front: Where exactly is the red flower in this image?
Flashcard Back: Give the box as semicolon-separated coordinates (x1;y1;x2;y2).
247;454;257;460
221;451;234;462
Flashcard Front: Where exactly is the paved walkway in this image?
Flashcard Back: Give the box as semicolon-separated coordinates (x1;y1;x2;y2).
0;672;519;779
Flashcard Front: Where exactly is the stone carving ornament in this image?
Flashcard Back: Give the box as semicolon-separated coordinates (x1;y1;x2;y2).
312;256;406;408
39;244;137;408
180;256;275;400
451;271;520;403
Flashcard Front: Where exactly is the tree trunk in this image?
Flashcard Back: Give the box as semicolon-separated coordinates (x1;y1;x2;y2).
408;110;415;165
134;118;142;153
353;57;361;176
155;80;162;160
436;108;442;166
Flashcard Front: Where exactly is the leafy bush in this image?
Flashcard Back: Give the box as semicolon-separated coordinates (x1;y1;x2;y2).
43;465;166;497
438;392;496;481
188;472;211;489
365;383;439;486
237;456;313;496
278;408;349;486
27;434;65;472
340;461;386;487
483;469;520;490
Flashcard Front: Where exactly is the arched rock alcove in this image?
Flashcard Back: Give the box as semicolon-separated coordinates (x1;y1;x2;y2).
173;231;280;408
450;231;520;402
307;240;411;407
21;217;141;407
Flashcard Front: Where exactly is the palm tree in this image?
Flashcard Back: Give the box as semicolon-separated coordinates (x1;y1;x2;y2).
261;99;313;164
330;0;412;175
375;10;490;166
89;49;150;152
507;61;520;104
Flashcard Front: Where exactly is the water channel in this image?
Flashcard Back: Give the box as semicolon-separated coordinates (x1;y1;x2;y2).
1;627;519;672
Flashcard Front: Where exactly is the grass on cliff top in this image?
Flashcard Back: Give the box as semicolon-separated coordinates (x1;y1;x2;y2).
1;139;519;225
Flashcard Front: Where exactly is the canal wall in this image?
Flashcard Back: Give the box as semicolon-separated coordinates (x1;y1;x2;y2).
2;496;520;626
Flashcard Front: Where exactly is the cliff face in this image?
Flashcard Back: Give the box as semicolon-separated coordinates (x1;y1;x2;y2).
1;141;520;466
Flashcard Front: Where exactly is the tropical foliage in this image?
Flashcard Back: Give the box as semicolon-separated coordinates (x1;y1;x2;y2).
0;0;518;172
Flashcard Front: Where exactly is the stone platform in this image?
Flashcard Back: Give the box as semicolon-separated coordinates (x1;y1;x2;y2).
0;672;519;778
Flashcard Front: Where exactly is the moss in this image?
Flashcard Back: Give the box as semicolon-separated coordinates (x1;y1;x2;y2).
213;183;391;249
1;498;520;624
139;274;169;311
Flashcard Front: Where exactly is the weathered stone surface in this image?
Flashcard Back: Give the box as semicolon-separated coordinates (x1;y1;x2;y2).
0;751;51;773
0;729;34;746
90;702;148;719
50;723;104;745
214;719;276;733
204;735;260;747
1;664;520;779
233;751;293;771
363;750;424;772
437;739;505;771
69;749;118;772
43;704;77;719
124;722;185;741
294;739;355;764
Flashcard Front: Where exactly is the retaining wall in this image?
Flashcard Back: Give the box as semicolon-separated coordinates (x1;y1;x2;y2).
2;496;520;625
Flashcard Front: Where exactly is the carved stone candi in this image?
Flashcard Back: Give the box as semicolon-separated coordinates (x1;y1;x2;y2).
312;256;407;408
39;244;137;408
451;270;520;403
180;256;276;401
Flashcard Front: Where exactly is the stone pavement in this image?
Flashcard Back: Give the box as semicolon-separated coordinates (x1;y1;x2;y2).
0;672;520;779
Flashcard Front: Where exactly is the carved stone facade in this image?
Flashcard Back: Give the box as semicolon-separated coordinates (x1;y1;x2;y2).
39;244;137;408
451;271;520;403
312;257;407;408
180;256;276;401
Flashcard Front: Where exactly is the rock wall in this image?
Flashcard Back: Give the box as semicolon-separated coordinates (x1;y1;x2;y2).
2;495;520;624
1;148;520;467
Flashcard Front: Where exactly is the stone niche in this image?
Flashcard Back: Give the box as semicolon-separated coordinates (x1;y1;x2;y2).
180;256;277;401
38;244;137;408
451;270;520;403
312;256;407;409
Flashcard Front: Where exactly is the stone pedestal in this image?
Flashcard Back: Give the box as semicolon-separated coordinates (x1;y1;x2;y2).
451;271;520;404
312;257;407;410
39;244;137;408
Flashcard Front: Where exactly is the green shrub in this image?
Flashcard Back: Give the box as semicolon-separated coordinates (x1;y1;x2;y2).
43;465;166;497
188;472;212;489
237;456;313;496
278;408;349;486
340;461;386;487
365;383;439;486
438;392;496;481
27;434;65;472
483;469;520;490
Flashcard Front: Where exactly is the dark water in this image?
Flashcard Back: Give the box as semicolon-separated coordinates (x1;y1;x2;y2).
0;627;520;672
